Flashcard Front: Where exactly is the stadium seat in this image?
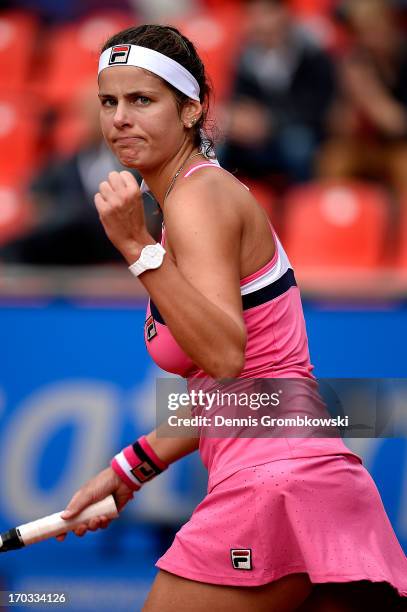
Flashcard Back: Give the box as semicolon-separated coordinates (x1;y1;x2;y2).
0;184;33;246
0;94;43;183
287;0;349;53
0;10;39;92
172;4;244;102
283;181;390;270
40;11;134;107
397;204;407;269
244;179;276;220
288;0;336;17
51;104;92;158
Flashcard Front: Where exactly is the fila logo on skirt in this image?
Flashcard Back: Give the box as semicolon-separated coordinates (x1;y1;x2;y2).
230;549;252;570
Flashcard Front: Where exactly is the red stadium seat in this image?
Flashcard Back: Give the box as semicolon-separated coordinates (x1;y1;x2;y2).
51;88;97;157
202;0;242;8
295;14;349;53
287;0;349;53
283;181;390;270
0;11;39;92
172;4;245;102
0;94;43;183
0;184;34;246
397;204;407;269
51;109;91;158
244;179;276;220
288;0;336;17
41;11;134;107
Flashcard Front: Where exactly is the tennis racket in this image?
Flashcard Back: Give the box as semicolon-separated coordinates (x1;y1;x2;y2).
0;495;118;553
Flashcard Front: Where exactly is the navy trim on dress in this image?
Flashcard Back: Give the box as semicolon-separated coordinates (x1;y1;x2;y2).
242;268;297;310
150;268;297;325
150;300;165;324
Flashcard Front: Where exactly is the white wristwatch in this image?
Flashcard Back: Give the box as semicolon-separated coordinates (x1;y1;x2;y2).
128;243;166;277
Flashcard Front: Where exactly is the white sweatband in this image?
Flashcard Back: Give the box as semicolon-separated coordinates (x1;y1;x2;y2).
98;44;200;101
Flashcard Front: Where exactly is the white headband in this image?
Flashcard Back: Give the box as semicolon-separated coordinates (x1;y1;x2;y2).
98;44;200;101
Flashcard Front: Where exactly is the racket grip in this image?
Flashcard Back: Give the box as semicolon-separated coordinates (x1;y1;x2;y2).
18;495;118;545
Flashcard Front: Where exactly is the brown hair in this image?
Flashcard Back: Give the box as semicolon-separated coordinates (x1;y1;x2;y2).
102;24;215;157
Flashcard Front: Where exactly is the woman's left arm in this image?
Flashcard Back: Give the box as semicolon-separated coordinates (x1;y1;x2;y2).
95;171;247;379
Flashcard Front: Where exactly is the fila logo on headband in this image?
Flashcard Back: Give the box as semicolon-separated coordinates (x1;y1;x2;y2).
109;45;131;65
231;549;252;570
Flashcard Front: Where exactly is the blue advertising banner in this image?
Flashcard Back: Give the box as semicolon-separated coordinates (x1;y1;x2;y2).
0;298;406;610
304;301;407;557
0;299;207;611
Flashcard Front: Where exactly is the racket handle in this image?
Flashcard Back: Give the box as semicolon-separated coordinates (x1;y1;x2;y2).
18;495;118;545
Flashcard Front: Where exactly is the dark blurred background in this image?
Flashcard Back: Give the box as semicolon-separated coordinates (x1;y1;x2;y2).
0;1;406;610
1;0;407;280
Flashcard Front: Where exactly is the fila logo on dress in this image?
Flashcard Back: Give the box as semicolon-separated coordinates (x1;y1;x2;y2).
230;549;252;570
145;315;157;342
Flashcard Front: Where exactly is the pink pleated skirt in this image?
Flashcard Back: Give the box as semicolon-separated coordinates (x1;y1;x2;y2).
156;454;407;598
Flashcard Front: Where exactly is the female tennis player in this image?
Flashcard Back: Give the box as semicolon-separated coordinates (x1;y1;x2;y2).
58;24;407;611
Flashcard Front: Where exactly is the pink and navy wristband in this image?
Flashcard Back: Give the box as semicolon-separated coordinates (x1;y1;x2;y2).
111;436;168;491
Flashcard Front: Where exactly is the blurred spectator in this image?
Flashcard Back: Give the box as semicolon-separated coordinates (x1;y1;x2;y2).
0;84;161;266
1;0;132;23
317;0;407;199
219;0;336;184
129;0;199;21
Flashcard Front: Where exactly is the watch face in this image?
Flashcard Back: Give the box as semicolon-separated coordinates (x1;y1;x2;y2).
141;245;164;269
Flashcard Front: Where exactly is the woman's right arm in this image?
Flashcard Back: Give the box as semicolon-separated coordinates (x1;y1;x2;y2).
57;407;199;539
145;426;199;465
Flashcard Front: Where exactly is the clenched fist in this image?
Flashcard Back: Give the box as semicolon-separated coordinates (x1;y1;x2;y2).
94;170;154;264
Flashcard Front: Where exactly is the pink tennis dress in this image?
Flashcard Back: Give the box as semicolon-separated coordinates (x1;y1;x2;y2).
144;162;407;597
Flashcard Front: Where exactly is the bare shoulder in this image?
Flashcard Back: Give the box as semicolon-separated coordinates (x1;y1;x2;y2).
162;166;275;280
161;164;275;297
163;165;253;244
